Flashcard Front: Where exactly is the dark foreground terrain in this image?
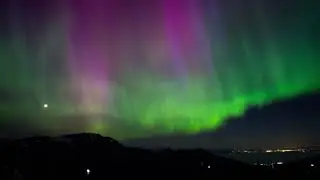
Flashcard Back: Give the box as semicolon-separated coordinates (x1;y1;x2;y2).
0;133;319;179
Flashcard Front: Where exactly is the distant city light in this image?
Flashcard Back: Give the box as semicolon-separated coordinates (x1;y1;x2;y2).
277;162;283;165
207;165;211;169
311;164;314;167
43;104;48;108
265;149;296;153
86;169;90;175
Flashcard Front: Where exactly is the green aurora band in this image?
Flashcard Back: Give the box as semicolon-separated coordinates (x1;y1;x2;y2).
0;0;319;139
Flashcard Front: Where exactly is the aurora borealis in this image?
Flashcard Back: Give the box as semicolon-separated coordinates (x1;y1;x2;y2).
0;0;319;140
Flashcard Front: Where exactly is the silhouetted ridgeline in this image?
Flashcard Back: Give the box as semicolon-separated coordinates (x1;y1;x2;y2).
0;133;318;179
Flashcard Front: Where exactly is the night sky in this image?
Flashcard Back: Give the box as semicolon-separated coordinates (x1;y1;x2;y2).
0;0;319;149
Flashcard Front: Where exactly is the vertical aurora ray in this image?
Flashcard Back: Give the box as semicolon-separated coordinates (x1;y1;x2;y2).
67;0;110;114
0;0;319;139
66;0;112;133
163;0;188;83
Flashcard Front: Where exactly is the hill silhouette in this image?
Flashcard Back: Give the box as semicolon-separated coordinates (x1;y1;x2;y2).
0;133;319;179
0;133;280;179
